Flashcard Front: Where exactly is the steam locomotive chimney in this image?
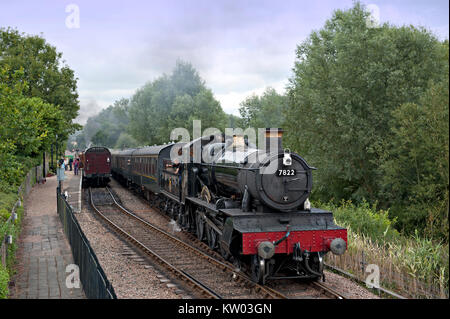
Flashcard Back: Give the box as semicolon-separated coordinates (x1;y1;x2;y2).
265;128;284;153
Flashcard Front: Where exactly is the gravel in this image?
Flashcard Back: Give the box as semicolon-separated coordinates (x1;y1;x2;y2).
322;270;380;299
76;195;184;299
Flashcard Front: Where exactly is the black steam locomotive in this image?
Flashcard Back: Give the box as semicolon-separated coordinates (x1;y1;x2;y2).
111;129;347;284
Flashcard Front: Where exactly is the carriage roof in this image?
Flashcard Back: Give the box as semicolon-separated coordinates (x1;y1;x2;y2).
85;146;111;154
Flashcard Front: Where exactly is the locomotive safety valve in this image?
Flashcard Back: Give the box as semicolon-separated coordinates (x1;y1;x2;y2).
283;149;292;166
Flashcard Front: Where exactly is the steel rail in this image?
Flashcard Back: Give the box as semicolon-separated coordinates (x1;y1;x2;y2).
311;281;346;299
104;186;287;299
324;263;407;299
89;187;222;299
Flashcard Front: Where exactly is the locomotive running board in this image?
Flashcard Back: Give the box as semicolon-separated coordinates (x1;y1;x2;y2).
160;190;181;203
186;197;219;213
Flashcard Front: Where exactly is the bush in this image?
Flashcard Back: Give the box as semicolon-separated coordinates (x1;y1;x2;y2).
0;264;9;299
0;192;17;223
317;199;400;244
321;200;449;298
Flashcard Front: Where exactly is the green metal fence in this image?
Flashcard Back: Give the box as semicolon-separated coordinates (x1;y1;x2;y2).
56;187;117;299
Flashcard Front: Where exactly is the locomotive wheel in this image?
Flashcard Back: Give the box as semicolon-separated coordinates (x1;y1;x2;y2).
158;198;165;211
195;212;205;241
251;255;266;285
205;224;218;250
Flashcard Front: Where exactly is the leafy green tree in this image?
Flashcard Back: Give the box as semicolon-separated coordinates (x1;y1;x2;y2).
128;61;228;145
128;78;167;144
381;69;449;239
91;129;108;146
227;114;243;129
285;3;448;206
167;90;228;134
0;28;80;141
239;87;287;129
0;66;63;187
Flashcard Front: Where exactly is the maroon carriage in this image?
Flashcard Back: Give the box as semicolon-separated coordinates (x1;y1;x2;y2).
81;147;112;186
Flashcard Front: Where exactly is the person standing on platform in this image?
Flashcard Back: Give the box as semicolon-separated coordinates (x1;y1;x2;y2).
74;158;79;175
69;157;73;171
57;158;66;193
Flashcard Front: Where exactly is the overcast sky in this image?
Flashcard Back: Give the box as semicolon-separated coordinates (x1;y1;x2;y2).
1;0;448;124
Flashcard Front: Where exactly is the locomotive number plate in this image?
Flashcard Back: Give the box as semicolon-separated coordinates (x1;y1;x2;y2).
276;169;296;176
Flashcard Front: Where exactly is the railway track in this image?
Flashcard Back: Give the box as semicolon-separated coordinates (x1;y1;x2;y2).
103;181;348;299
88;186;288;299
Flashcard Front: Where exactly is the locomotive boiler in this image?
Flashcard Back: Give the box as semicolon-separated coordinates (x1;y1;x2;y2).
200;132;313;213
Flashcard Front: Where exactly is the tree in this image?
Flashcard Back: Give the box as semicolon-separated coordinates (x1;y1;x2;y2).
91;130;108;146
227;114;243;129
239;87;287;129
0;65;63;187
381;54;449;239
285;2;448;206
128;61;228;145
0;28;80;142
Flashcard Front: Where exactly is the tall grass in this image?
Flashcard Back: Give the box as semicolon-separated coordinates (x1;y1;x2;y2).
319;200;449;298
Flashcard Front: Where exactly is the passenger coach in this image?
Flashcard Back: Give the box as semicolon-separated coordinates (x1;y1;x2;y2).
81;146;112;187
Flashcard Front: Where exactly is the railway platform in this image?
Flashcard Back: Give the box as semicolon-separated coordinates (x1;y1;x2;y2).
9;173;85;299
64;170;82;213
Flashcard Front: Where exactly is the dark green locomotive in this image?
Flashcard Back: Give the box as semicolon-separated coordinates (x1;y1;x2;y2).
111;130;347;284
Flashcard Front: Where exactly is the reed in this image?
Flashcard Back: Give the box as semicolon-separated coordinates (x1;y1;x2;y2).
319;200;449;299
